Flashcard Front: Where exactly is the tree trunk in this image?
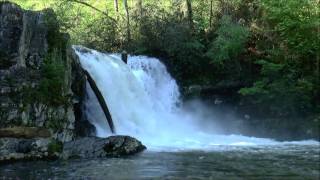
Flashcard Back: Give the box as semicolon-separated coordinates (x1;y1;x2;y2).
114;0;119;13
123;0;131;44
84;70;116;134
186;0;194;31
209;0;213;28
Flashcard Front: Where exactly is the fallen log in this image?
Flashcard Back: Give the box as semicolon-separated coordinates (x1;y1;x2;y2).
84;70;116;133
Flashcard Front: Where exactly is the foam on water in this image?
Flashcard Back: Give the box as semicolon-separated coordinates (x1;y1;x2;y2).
74;46;319;151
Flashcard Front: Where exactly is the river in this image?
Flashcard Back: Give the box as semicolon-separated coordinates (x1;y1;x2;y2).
1;144;319;179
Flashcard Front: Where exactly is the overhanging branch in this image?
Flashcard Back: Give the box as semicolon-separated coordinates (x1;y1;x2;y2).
68;0;117;24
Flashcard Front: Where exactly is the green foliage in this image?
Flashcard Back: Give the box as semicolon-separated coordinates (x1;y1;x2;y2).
239;0;319;119
260;0;319;56
240;78;314;117
39;10;69;106
48;139;63;154
256;60;284;80
20;51;67;107
7;0;57;10
206;15;250;65
240;58;316;116
129;3;210;85
38;51;67;106
46;116;66;131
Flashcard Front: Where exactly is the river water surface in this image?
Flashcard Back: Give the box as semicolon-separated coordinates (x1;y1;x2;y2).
1;144;319;179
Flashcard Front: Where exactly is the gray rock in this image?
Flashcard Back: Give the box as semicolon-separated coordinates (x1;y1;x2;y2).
0;2;86;143
0;137;58;163
62;136;146;159
69;47;92;137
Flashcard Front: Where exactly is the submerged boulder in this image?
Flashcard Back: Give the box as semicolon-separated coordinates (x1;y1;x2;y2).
62;136;146;159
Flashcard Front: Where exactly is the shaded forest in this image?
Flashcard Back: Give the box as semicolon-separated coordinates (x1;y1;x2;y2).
9;0;320;140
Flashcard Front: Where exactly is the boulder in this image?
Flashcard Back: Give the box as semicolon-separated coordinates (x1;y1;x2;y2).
62;136;146;159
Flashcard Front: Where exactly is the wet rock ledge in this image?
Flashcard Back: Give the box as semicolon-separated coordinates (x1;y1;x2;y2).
0;131;146;163
62;136;146;159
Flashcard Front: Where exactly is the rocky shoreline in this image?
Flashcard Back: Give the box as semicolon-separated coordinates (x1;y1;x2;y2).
0;134;146;164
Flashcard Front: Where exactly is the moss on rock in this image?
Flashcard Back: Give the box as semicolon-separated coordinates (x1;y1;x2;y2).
48;139;63;154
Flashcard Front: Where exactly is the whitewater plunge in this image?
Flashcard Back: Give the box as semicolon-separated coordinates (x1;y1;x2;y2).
74;46;318;151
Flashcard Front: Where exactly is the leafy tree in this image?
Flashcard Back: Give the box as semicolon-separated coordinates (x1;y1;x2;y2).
206;15;249;66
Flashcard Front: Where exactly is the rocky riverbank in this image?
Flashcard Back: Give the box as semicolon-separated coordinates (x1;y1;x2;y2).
0;134;146;164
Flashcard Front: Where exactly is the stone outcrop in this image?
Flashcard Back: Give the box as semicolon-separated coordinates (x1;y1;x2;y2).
62;136;146;159
0;2;85;142
0;135;146;163
69;48;95;137
0;137;61;163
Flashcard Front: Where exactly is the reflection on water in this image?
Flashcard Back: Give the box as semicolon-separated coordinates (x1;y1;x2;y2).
1;145;319;179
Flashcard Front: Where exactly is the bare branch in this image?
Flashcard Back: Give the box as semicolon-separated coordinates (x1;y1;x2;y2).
68;0;117;24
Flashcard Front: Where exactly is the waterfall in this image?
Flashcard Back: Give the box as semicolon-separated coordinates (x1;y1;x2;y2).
74;46;318;151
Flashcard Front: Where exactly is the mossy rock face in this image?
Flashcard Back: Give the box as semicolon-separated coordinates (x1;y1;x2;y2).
0;2;23;69
48;139;63;154
0;2;84;143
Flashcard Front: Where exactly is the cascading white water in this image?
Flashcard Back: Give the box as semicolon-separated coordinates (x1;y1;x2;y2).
74;46;318;151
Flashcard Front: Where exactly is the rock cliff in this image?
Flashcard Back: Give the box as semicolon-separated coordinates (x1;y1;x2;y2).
0;2;85;142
